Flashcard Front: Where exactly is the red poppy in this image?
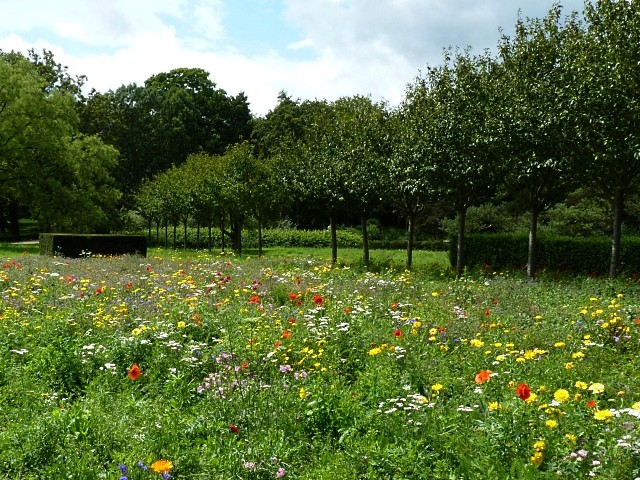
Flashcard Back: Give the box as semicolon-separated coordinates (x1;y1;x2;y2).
393;329;403;337
586;400;597;409
484;308;491;317
146;265;152;271
313;294;324;306
390;303;398;310
281;330;292;339
229;424;239;433
288;293;298;300
344;307;351;314
128;363;141;381
475;370;492;384
274;340;282;348
516;383;531;400
125;282;133;289
95;287;103;295
240;361;250;370
287;317;296;324
249;295;261;304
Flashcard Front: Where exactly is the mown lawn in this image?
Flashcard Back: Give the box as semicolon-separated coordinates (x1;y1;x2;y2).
1;249;639;479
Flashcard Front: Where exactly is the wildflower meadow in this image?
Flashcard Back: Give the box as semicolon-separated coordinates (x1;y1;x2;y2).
1;249;640;479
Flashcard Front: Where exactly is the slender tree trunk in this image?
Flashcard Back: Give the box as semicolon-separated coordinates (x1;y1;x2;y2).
456;206;467;277
173;223;177;249
156;220;160;244
330;214;338;265
183;219;188;249
208;224;212;252
164;219;168;248
258;219;263;257
609;186;625;278
147;218;152;244
527;208;539;279
220;217;225;252
361;214;370;266
196;225;200;249
406;214;415;270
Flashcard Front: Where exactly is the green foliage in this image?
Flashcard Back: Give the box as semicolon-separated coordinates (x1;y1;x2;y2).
39;233;147;257
457;232;640;275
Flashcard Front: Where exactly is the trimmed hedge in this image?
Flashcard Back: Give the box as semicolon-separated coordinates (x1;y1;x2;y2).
452;233;640;275
40;234;147;258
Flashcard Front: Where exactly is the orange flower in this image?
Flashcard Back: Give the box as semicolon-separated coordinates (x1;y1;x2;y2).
393;329;403;337
390;303;398;310
128;363;141;381
516;383;531;400
288;317;296;324
229;424;239;433
586;400;597;409
344;307;351;314
475;369;492;384
249;295;261;304
313;294;324;306
150;459;173;474
288;293;298;300
281;330;292;339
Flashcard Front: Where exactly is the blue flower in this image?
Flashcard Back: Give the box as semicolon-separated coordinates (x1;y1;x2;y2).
118;464;129;475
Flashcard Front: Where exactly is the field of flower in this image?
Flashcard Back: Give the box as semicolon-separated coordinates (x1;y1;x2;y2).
1;248;640;479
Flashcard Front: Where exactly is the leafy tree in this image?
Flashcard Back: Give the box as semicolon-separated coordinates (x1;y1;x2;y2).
409;49;501;276
497;5;583;278
331;95;391;266
571;0;640;277
390;90;439;269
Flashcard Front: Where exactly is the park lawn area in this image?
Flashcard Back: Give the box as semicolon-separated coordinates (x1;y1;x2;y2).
0;249;640;479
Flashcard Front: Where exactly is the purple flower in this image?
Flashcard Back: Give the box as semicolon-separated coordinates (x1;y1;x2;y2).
118;464;129;475
119;476;128;480
276;467;286;477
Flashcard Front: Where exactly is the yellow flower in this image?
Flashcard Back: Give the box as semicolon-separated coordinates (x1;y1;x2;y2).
150;459;173;474
588;383;605;394
299;387;306;399
531;451;543;466
554;389;570;403
565;433;577;443
368;346;383;356
431;383;443;392
565;362;574;370
488;401;501;411
632;401;640;411
516;357;526;363
525;392;538;404
545;419;558;429
572;351;585;359
470;339;485;348
431;291;439;297
177;321;186;329
533;440;546;452
575;381;588;390
554;342;565;348
593;409;614;422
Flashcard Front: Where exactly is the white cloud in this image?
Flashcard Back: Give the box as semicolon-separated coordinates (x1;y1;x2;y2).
0;0;587;116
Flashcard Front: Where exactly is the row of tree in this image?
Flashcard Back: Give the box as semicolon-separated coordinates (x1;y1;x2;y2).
2;0;639;278
136;0;640;278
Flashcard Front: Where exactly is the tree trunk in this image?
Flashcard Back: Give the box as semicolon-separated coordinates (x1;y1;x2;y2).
8;202;19;237
156;220;160;244
208;224;212;252
527;208;539;279
183;219;188;249
164;219;168;248
455;206;467;277
406;214;415;270
258;219;263;257
361;214;370;266
147;218;152;244
220;217;225;252
173;223;177;248
609;186;625;278
330;214;338;265
196;225;200;250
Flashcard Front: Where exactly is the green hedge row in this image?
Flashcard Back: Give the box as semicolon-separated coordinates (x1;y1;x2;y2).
454;233;640;275
40;234;147;258
146;228;449;251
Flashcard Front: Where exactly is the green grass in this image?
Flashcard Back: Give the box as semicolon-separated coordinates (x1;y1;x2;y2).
0;249;639;479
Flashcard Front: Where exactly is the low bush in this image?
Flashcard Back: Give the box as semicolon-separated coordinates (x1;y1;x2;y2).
39;233;147;258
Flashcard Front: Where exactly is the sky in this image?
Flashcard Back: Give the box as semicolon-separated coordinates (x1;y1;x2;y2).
0;0;586;117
